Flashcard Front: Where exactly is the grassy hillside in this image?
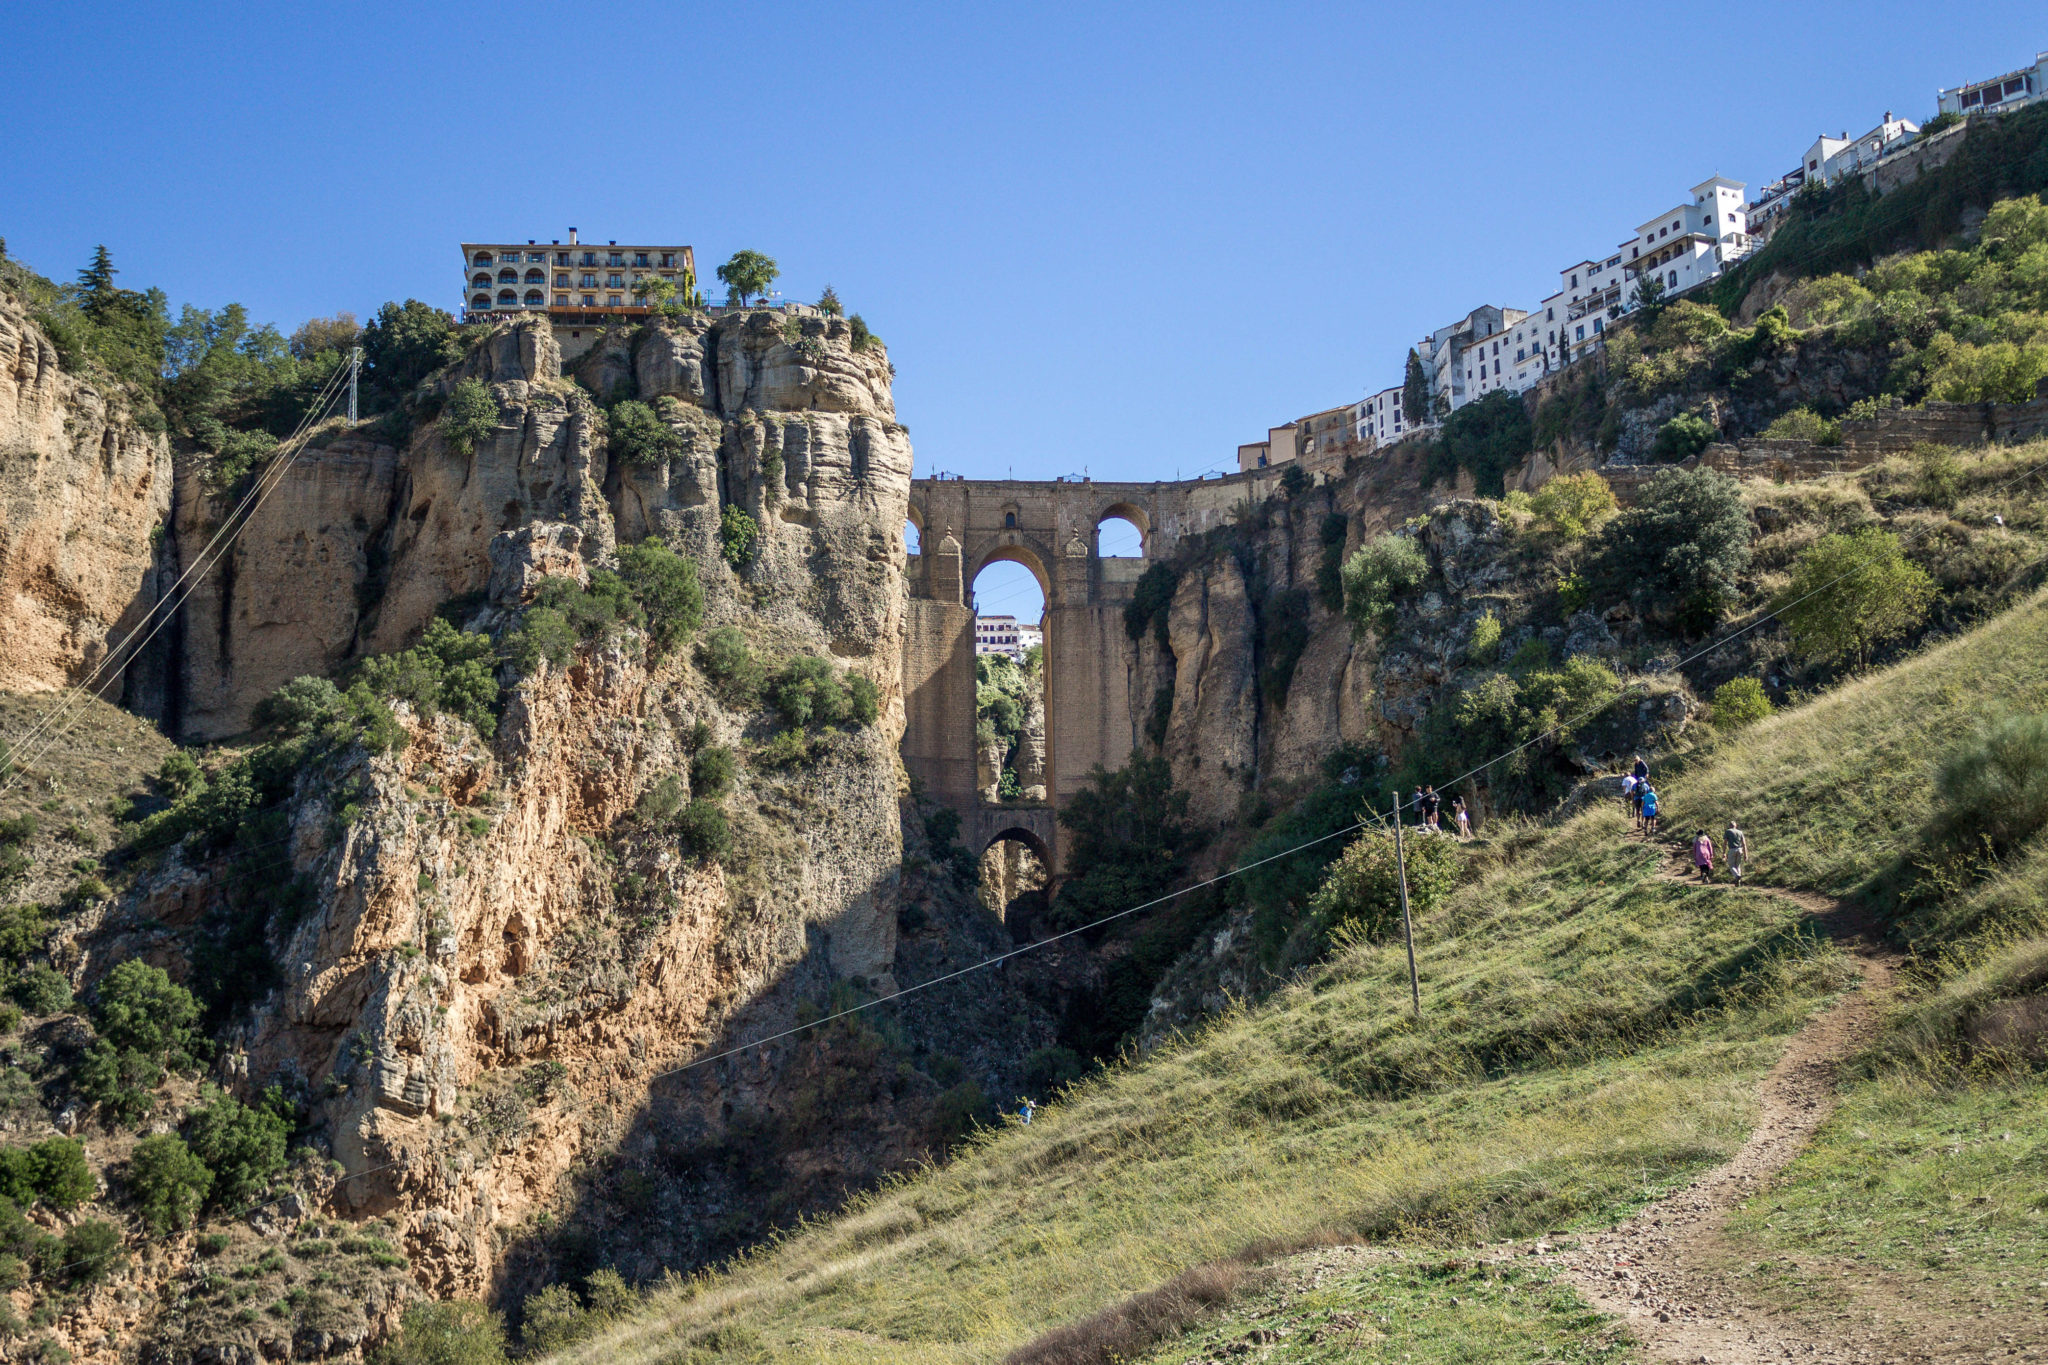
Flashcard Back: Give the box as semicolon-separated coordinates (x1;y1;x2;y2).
532;587;2048;1363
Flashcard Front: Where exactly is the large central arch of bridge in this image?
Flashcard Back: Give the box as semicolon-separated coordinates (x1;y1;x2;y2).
898;470;1285;873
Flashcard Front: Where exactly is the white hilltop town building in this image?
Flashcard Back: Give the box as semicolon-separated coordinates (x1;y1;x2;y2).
460;229;699;359
973;616;1042;662
1221;44;2042;478
1938;52;2047;117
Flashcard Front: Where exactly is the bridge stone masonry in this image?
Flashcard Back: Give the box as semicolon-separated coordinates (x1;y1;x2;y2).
899;466;1294;877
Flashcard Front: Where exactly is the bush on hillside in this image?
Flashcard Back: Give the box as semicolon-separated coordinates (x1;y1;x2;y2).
1052;756;1196;931
1590;466;1751;631
54;1218;121;1285
80;962;205;1124
848;672;881;727
0;1139;93;1211
1528;472;1616;542
1340;534;1427;636
1761;406;1842;445
440;379;499;456
371;1300;509;1365
1652;411;1718;462
358;618;501;736
690;745;735;799
613;539;703;658
1310;826;1464;943
519;1269;639;1353
1932;711;2048;856
1465;610;1502;664
9;966;70;1017
606;399;683;465
253;676;343;733
1712;677;1774;729
771;656;851;729
1778;526;1937;668
126;1133;212;1234
720;506;758;568
0;902;48;967
184;1085;291;1210
1431;389;1533;496
675;800;732;864
696;627;763;705
1124;562;1180;646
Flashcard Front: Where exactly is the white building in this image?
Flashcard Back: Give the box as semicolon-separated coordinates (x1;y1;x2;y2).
976;615;1038;662
1621;177;1752;304
1938;52;2048;117
1805;115;1919;187
1358;384;1410;443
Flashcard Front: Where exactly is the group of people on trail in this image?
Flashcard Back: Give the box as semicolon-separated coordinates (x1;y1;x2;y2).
1408;784;1471;840
1620;753;1748;884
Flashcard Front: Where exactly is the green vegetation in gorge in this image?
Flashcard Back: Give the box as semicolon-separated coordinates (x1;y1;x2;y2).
975;649;1041;799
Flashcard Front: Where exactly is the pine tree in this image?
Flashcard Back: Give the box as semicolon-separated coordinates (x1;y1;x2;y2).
77;245;119;322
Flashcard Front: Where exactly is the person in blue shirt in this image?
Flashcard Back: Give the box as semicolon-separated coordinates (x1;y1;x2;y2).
1017;1098;1036;1125
1640;783;1660;835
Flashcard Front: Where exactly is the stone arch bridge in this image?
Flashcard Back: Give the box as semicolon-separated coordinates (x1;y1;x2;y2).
900;469;1288;876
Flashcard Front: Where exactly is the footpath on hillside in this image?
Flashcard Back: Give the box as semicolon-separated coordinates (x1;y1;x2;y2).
1500;841;2037;1364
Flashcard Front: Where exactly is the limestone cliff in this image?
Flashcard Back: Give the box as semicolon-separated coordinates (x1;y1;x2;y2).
0;299;173;713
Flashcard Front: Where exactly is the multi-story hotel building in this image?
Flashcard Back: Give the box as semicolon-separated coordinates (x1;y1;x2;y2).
462;229;695;320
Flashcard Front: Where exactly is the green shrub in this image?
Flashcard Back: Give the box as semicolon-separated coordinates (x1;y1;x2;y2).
184;1085;291;1210
0;1004;18;1035
1434;389;1533;496
1591;466;1751;630
690;746;735;798
0;815;34;848
1760;406;1841;445
848;673;881;727
357;618;501;737
504;606;577;674
77;1043;162;1126
1309;826;1463;942
157;751;203;797
93;961;201;1062
1651;412;1717;462
1123;562;1180;646
1527;472;1616;542
605;399;683;465
126;1134;212;1234
614;539;704;657
1340;534;1428;636
1711;677;1774;729
0;904;48;966
254;676;343;733
675;801;731;864
372;1300;508;1365
10;967;70;1017
0;1139;93;1211
440;379;499;456
848;314;878;351
755;729;813;769
1932;711;2048;856
720;506;758;568
637;775;685;826
770;656;850;729
1777;526;1936;668
696;627;763;706
52;1218;121;1285
1507;637;1552;673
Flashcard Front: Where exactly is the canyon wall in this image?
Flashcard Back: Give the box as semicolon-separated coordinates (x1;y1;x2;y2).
0;303;173;714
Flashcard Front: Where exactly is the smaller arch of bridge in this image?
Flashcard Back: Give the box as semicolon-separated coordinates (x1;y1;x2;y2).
981;822;1051;869
963;803;1059;880
904;501;925;556
969;536;1055;608
1094;500;1151;557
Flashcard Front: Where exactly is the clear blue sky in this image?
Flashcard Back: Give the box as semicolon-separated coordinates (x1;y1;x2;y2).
4;3;2041;499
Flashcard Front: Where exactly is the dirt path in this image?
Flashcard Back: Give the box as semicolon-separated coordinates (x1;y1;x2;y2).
1511;845;1948;1363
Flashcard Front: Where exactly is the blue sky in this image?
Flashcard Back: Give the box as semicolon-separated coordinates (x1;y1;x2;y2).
5;2;2044;619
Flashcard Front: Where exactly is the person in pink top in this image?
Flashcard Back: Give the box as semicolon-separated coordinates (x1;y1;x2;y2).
1691;829;1715;883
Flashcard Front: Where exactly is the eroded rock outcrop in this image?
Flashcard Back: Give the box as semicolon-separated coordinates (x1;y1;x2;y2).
0;301;172;709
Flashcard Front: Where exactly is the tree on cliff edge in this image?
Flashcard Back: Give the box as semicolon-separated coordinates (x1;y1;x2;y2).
717;250;779;307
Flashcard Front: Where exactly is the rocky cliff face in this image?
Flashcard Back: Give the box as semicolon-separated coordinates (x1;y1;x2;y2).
1;307;1073;1362
0;301;173;714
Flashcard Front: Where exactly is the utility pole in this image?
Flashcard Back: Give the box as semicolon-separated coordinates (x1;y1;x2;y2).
347;346;363;428
1391;790;1420;1018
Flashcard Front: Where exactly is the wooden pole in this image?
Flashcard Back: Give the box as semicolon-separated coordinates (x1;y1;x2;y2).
1392;790;1420;1018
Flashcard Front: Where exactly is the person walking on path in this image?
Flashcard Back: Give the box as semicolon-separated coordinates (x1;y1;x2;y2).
1691;829;1715;883
1421;785;1442;831
1453;797;1471;840
1640;783;1660;835
1725;820;1747;885
1017;1097;1036;1126
1620;772;1638;816
1632;754;1649;784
